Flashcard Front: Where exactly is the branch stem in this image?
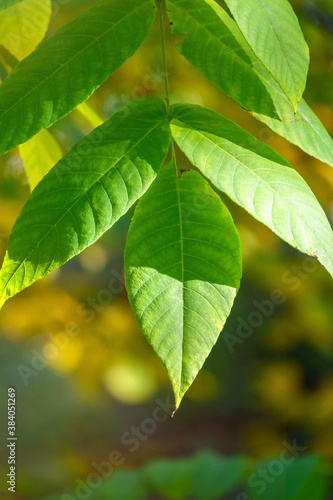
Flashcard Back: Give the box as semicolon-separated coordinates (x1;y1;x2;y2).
157;0;180;177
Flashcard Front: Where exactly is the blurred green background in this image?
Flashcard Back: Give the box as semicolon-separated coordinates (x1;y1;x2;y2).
0;0;332;498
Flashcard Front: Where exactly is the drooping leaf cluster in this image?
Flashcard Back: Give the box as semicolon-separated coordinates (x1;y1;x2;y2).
0;0;332;407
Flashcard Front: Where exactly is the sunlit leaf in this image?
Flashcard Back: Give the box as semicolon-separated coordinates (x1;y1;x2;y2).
254;98;333;171
224;0;309;110
0;0;52;60
171;104;333;278
212;4;333;169
19;129;63;191
166;0;278;118
125;162;242;408
0;0;156;156
0;97;170;306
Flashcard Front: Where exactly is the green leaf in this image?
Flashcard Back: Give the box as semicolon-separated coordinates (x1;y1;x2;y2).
0;0;23;11
143;457;193;500
0;0;52;60
253;98;333;170
166;0;278;119
125;163;242;408
99;470;147;500
246;455;329;500
192;451;245;500
0;97;170;306
224;0;309;110
0;0;156;156
19;129;63;191
211;4;333;169
171;104;333;278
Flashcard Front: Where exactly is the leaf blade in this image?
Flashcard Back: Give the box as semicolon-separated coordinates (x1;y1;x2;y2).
166;0;278;118
224;0;309;109
253;97;333;170
211;4;333;169
171;104;333;277
0;97;170;306
125;163;242;408
19;129;63;191
0;0;156;156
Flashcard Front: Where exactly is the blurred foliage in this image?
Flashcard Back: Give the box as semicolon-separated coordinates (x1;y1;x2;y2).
0;0;332;498
40;451;329;500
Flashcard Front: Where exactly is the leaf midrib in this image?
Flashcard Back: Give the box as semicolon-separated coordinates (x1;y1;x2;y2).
0;118;164;299
173;121;316;250
175;173;185;400
0;0;148;122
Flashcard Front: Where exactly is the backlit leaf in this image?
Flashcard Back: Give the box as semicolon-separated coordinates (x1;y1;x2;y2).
0;97;170;306
253;97;333;170
171;104;333;277
0;0;156;156
125;163;242;408
166;0;278;118
224;0;309;110
211;4;333;169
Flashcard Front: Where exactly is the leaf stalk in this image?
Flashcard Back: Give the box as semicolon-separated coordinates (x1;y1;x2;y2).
157;0;180;177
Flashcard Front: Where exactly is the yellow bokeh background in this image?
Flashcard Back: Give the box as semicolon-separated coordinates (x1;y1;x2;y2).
0;0;332;497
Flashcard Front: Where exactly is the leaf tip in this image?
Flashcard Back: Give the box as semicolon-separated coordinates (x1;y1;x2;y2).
172;386;182;416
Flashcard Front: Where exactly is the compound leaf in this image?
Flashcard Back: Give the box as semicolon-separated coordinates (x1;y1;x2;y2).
224;0;309;110
0;97;170;306
125;163;242;408
19;102;103;192
166;0;278;119
0;0;156;156
0;0;52;61
171;104;333;278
